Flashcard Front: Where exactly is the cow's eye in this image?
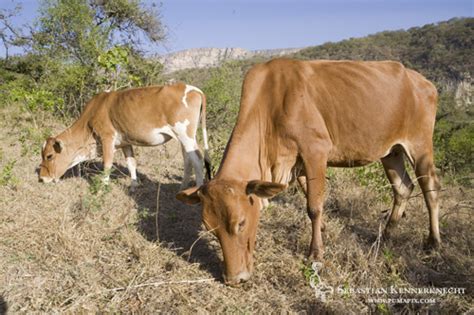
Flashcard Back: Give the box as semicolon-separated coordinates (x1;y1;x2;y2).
46;154;53;161
238;219;246;232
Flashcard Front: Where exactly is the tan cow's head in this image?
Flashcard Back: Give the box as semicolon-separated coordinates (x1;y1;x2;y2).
177;179;286;286
38;137;71;183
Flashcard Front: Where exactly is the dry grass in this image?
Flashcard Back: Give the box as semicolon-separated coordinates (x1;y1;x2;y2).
0;107;472;314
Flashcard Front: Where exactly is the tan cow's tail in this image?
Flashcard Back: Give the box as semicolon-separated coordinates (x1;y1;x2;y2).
200;92;212;180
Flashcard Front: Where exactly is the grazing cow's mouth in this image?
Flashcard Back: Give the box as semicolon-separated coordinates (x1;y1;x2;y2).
39;177;57;183
223;270;251;286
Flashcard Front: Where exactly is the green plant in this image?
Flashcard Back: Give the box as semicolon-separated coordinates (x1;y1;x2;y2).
0;160;18;187
18;126;51;157
202;62;243;166
98;46;142;91
79;171;112;213
351;163;392;201
376;303;390;314
301;261;317;284
88;172;112;196
382;248;394;263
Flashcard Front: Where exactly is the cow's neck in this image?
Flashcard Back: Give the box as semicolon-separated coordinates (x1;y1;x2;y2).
57;117;97;165
216;106;276;183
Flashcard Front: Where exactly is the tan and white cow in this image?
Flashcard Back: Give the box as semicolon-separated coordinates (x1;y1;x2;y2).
177;58;441;286
39;83;211;189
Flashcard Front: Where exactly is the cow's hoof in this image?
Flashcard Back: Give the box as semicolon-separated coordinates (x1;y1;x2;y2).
424;235;441;251
129;180;139;192
307;248;324;262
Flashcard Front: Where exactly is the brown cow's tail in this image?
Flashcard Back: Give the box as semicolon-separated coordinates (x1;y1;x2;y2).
200;92;212;181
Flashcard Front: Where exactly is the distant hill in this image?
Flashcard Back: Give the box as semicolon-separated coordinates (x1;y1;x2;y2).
294;18;473;84
157;47;302;73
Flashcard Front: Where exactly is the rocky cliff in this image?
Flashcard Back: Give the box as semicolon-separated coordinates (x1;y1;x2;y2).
157;47;302;73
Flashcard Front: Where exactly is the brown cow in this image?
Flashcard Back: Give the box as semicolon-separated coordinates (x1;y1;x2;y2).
39;83;211;189
177;58;441;286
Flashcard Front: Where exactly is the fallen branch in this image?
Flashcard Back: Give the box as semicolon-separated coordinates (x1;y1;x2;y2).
183;225;218;262
105;278;216;293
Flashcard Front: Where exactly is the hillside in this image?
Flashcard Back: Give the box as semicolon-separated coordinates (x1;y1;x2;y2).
294;18;473;84
157;47;302;73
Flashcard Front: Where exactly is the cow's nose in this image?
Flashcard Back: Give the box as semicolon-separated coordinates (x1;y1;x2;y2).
38;177;44;183
223;271;251;286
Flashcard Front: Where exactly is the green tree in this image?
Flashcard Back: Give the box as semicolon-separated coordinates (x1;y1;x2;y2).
24;0;166;115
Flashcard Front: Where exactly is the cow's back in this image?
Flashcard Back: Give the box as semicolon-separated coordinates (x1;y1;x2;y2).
247;59;437;166
234;59;436;166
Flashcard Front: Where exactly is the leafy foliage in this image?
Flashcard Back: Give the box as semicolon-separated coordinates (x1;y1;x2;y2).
1;0;165;116
295;18;473;83
201;62;244;165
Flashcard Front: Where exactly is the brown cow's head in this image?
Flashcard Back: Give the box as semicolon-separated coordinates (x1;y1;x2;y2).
177;179;286;286
39;137;71;183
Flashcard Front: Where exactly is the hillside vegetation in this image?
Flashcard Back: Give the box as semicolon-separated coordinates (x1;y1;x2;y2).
0;7;473;313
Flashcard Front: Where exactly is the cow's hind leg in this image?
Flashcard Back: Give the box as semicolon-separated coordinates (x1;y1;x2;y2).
180;145;193;189
173;128;204;187
381;146;414;238
101;137;115;184
122;145;139;191
412;151;441;249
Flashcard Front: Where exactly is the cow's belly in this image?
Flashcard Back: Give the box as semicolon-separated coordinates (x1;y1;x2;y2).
148;126;174;145
113;126;174;147
326;140;410;167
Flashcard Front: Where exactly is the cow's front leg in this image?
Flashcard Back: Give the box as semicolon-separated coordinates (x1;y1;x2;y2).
122;145;139;191
101;137;115;184
297;175;326;232
301;152;328;261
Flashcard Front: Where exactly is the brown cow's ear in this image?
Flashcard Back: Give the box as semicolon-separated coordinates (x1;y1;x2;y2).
53;139;64;153
176;186;202;205
246;180;287;198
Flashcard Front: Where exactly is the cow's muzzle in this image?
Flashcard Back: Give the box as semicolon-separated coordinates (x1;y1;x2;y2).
223;270;251;286
39;176;56;183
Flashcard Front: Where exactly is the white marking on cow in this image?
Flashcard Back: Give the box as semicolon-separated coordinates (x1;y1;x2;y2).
42;141;47;150
113;132;123;147
172;119;204;186
69;154;87;169
173;119;195;152
150;125;174;145
182;85;203;108
40;176;54;183
126;156;137;181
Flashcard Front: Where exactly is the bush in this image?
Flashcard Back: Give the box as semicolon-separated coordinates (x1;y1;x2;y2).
433;92;473;186
201;62;244;167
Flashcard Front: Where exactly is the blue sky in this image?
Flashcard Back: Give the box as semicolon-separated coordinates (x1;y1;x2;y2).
0;0;472;57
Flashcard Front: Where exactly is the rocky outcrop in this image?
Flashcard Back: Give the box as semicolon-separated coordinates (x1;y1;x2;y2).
157;47;302;73
455;73;472;109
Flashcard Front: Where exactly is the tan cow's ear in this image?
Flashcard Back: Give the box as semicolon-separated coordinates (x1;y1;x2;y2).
246;180;287;198
176;186;202;205
53;139;64;153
